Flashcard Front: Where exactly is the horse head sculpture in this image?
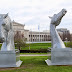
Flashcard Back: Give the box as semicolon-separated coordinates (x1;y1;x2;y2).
49;9;67;48
49;9;67;26
0;13;15;51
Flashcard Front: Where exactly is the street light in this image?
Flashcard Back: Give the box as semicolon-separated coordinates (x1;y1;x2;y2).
65;37;67;46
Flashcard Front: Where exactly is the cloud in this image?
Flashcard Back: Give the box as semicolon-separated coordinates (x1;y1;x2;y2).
0;0;32;8
0;0;72;32
14;16;34;24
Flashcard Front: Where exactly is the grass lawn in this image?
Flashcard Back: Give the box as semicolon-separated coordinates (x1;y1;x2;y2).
18;42;68;50
20;52;50;55
21;43;51;50
0;42;68;50
0;56;72;72
0;43;51;50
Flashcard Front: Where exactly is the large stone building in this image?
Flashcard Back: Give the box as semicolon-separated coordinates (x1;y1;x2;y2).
27;30;63;42
12;21;51;42
57;28;70;41
70;34;72;41
24;30;29;41
29;31;51;42
12;21;25;35
12;21;29;41
12;21;70;42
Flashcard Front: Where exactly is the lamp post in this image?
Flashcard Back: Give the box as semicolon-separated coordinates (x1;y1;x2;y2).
65;37;67;46
29;39;30;50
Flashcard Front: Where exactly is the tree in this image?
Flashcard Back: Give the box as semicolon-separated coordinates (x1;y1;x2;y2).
14;31;26;50
63;32;70;41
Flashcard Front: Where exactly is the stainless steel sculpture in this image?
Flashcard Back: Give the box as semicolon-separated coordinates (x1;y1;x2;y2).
49;9;67;48
45;9;72;65
0;14;22;67
0;13;15;51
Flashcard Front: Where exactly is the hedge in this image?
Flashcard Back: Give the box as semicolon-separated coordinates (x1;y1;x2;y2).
20;49;50;53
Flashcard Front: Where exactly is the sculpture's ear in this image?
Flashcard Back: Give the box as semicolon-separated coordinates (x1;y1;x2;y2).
48;16;52;19
4;13;8;18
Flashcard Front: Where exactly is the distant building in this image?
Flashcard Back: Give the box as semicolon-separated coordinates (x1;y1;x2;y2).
12;21;25;35
12;21;29;41
70;34;72;41
12;21;51;42
12;21;70;42
24;30;29;41
57;28;69;33
12;21;25;40
57;28;70;41
29;31;51;42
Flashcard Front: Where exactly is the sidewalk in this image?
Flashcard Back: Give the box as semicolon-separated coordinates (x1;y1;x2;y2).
20;54;51;56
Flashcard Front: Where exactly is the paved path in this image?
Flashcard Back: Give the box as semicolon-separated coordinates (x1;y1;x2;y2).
20;54;51;56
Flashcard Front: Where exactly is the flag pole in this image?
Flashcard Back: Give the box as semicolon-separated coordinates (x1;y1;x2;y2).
38;25;40;42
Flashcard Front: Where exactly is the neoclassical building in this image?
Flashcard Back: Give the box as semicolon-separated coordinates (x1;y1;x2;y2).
29;31;51;42
24;30;29;41
12;21;51;42
12;21;29;41
12;21;25;35
57;28;70;41
12;21;70;42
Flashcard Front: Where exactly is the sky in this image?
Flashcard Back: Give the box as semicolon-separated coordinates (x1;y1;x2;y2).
0;0;72;33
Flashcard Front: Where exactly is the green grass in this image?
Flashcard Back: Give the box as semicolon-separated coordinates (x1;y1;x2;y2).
0;43;51;50
0;44;1;48
1;56;72;72
20;42;69;50
0;42;69;50
20;52;50;55
21;43;51;50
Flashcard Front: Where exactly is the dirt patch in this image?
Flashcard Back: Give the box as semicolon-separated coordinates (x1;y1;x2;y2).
0;65;27;71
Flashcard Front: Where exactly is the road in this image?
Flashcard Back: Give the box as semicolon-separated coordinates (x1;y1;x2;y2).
20;54;51;56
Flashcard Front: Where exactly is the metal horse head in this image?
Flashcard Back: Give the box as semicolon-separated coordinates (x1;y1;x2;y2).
0;13;12;42
49;9;67;49
0;13;15;51
49;9;67;26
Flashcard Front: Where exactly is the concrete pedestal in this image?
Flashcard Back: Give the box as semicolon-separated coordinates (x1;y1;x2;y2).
0;50;22;67
45;48;72;65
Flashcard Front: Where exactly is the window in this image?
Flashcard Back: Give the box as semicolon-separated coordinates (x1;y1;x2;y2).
33;35;34;37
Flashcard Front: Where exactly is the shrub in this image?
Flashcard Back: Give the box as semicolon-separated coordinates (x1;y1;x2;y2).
20;49;50;53
66;42;72;48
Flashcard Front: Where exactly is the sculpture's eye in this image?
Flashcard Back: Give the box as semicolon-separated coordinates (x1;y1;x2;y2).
63;11;67;14
65;11;67;13
2;23;6;26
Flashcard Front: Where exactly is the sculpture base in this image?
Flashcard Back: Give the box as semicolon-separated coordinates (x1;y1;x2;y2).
0;51;22;67
45;48;72;65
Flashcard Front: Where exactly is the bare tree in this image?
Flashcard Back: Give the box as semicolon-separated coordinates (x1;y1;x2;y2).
63;32;70;41
14;31;26;50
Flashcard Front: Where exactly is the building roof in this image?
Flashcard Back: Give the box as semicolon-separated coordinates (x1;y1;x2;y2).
29;31;50;34
12;20;25;26
24;29;29;31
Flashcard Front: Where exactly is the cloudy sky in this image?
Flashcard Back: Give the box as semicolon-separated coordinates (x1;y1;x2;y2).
0;0;72;32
